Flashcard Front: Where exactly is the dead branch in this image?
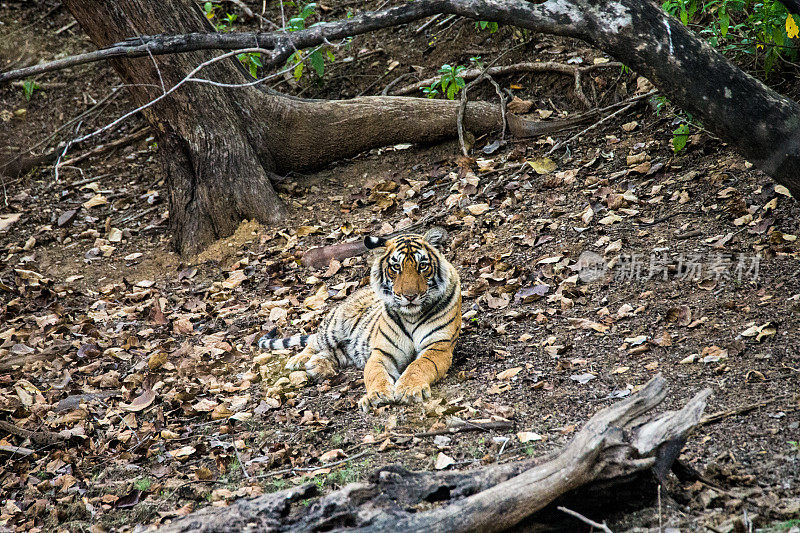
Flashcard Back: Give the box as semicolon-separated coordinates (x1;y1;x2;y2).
698;396;786;426
457;68;506;156
414;419;514;437
158;375;710;532
0;420;67;446
1;0;588;85
558;506;614;533
546;90;656;154
0;444;35;457
59;127;150;167
392;61;622;102
0;126;149;181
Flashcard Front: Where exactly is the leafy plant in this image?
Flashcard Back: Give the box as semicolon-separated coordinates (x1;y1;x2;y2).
475;20;499;33
661;0;799;76
662;0;699;26
22;79;40;101
283;3;332;80
237;52;263;78
653;95;699;152
672;122;692;152
134;477;151;492
203;2;237;32
437;63;466;100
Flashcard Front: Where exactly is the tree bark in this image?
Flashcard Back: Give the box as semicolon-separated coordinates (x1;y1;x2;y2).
157;375;710;532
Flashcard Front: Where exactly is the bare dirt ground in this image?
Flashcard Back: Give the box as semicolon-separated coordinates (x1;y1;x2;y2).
1;1;799;532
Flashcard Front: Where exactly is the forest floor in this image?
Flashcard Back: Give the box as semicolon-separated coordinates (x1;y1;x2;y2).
1;1;799;532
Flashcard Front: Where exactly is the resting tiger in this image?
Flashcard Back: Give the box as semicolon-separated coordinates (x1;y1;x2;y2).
258;229;461;412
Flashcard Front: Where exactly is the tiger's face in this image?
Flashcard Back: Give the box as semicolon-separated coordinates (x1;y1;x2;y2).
366;233;449;315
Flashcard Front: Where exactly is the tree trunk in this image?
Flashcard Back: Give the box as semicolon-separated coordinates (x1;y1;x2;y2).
157;375;710;532
62;0;287;255
62;0;502;255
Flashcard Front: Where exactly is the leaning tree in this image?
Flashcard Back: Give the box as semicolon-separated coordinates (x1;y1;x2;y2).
4;0;800;254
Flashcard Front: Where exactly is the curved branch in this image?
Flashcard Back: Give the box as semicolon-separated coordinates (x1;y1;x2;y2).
0;0;586;84
391;61;622;96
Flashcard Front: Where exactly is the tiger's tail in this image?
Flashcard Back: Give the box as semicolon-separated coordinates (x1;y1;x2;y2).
257;329;313;351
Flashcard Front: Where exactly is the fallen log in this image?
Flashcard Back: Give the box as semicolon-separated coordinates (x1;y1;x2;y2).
159;374;710;532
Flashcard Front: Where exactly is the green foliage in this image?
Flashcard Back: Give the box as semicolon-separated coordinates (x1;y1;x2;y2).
204;2;237;32
326;466;360;487
438;63;466;100
653;96;698;153
22;79;40;101
762;519;800;532
133;478;151;492
661;0;799;76
672;122;691;152
523;445;537;456
662;0;699;26
265;479;289;493
475;20;499;33
237;52;263;78
420;63;466;100
283;3;333;81
421;85;439;98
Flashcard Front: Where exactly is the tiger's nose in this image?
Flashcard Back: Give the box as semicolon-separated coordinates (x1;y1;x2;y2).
396;290;420;300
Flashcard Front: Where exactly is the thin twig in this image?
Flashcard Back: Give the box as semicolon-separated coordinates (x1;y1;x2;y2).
57;46;319;164
54;121;82;182
698;396;785;426
658;484;663;533
415;420;513;437
251;450;373;477
382;72;415;96
234;438;252;480
415;14;442;33
546;91;657;156
557;506;614;533
59;127;150;168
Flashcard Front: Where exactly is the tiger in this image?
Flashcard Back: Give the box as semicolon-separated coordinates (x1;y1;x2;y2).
258;228;461;412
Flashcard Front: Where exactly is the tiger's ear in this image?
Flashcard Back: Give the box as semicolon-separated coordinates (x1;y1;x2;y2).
423;226;449;248
364;235;387;249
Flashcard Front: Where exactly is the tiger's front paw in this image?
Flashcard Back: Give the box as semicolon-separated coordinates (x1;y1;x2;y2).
285;352;311;371
393;379;431;404
304;354;336;381
358;384;394;412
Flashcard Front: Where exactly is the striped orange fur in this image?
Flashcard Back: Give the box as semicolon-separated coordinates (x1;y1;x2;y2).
259;229;461;411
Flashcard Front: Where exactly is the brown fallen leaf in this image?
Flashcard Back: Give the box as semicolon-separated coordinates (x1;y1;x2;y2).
148;352;168;370
496;367;522;380
320;448;347;463
121;388;156;412
434;452;455;470
148;297;168;325
507;96;533;114
568;318;609;333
